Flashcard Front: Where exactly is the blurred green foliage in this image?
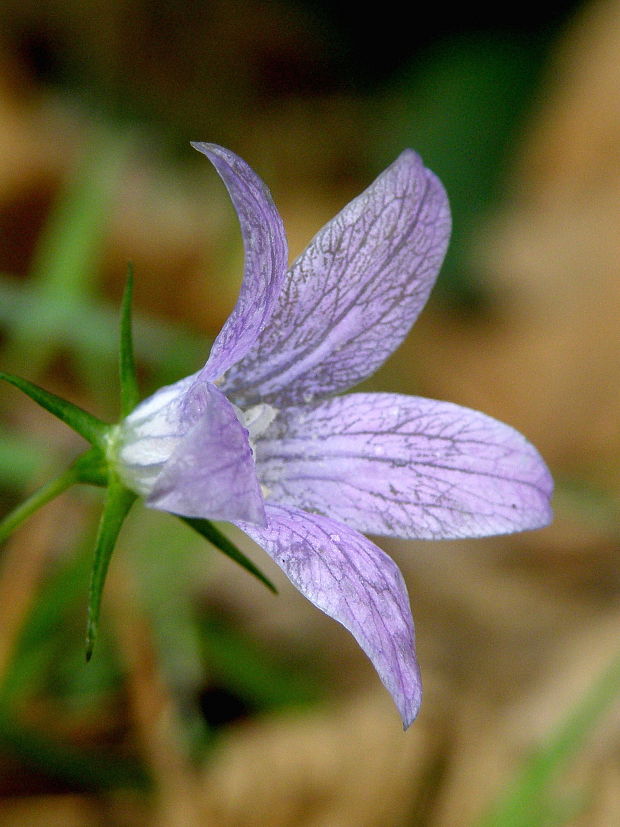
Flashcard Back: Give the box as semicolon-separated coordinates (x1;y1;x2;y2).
375;34;549;309
477;650;620;827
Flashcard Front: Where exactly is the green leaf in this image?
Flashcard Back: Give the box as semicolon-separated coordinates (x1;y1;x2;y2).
86;477;136;660
119;264;140;417
0;539;97;707
377;35;548;310
0;371;108;447
181;517;277;594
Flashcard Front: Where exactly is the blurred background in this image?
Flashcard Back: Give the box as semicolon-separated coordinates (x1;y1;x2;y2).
0;0;619;824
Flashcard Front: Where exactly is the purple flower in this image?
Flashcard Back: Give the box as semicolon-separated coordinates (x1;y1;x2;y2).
116;143;553;728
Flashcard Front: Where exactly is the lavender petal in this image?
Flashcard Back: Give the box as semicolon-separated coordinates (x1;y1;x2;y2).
238;503;421;728
116;372;203;497
191;143;288;381
222;150;450;406
148;381;266;524
256;393;553;539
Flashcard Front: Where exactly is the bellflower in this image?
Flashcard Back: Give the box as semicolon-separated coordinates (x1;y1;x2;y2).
115;143;553;728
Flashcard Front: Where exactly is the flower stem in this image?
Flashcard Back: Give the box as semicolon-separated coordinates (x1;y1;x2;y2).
0;467;80;544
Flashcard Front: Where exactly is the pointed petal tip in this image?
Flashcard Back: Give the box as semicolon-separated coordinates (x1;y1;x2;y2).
190;142;252;180
191;141;288;381
393;147;426;173
238;505;422;728
190;141;226;161
395;149;452;242
400;683;422;731
402;707;420;732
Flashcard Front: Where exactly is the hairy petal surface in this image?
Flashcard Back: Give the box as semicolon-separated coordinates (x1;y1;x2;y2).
238;504;421;728
147;381;265;524
222;150;450;407
256;394;553;539
192;143;288;380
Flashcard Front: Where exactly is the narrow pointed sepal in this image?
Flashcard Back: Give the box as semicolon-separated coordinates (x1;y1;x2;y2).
0;371;108;447
119;264;140;418
181;517;277;594
85;476;136;660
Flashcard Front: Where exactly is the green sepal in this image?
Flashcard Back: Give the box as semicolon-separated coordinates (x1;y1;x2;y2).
181;517;277;594
119;264;140;418
86;475;136;660
0;371;108;448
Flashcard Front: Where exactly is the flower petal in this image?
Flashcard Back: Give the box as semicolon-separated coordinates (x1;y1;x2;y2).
237;504;421;728
221;150;450;406
147;381;266;524
116;373;200;497
256;393;553;539
191;143;288;380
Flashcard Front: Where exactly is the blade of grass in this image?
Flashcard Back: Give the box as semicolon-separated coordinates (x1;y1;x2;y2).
2;132;129;376
477;650;620;827
0;709;149;790
0;469;78;545
31;132;128;299
0;536;93;707
200;611;324;710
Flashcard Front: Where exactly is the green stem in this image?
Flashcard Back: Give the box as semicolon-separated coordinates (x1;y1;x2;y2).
0;467;80;544
0;448;108;544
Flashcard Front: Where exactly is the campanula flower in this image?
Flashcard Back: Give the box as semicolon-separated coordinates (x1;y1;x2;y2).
115;144;553;727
